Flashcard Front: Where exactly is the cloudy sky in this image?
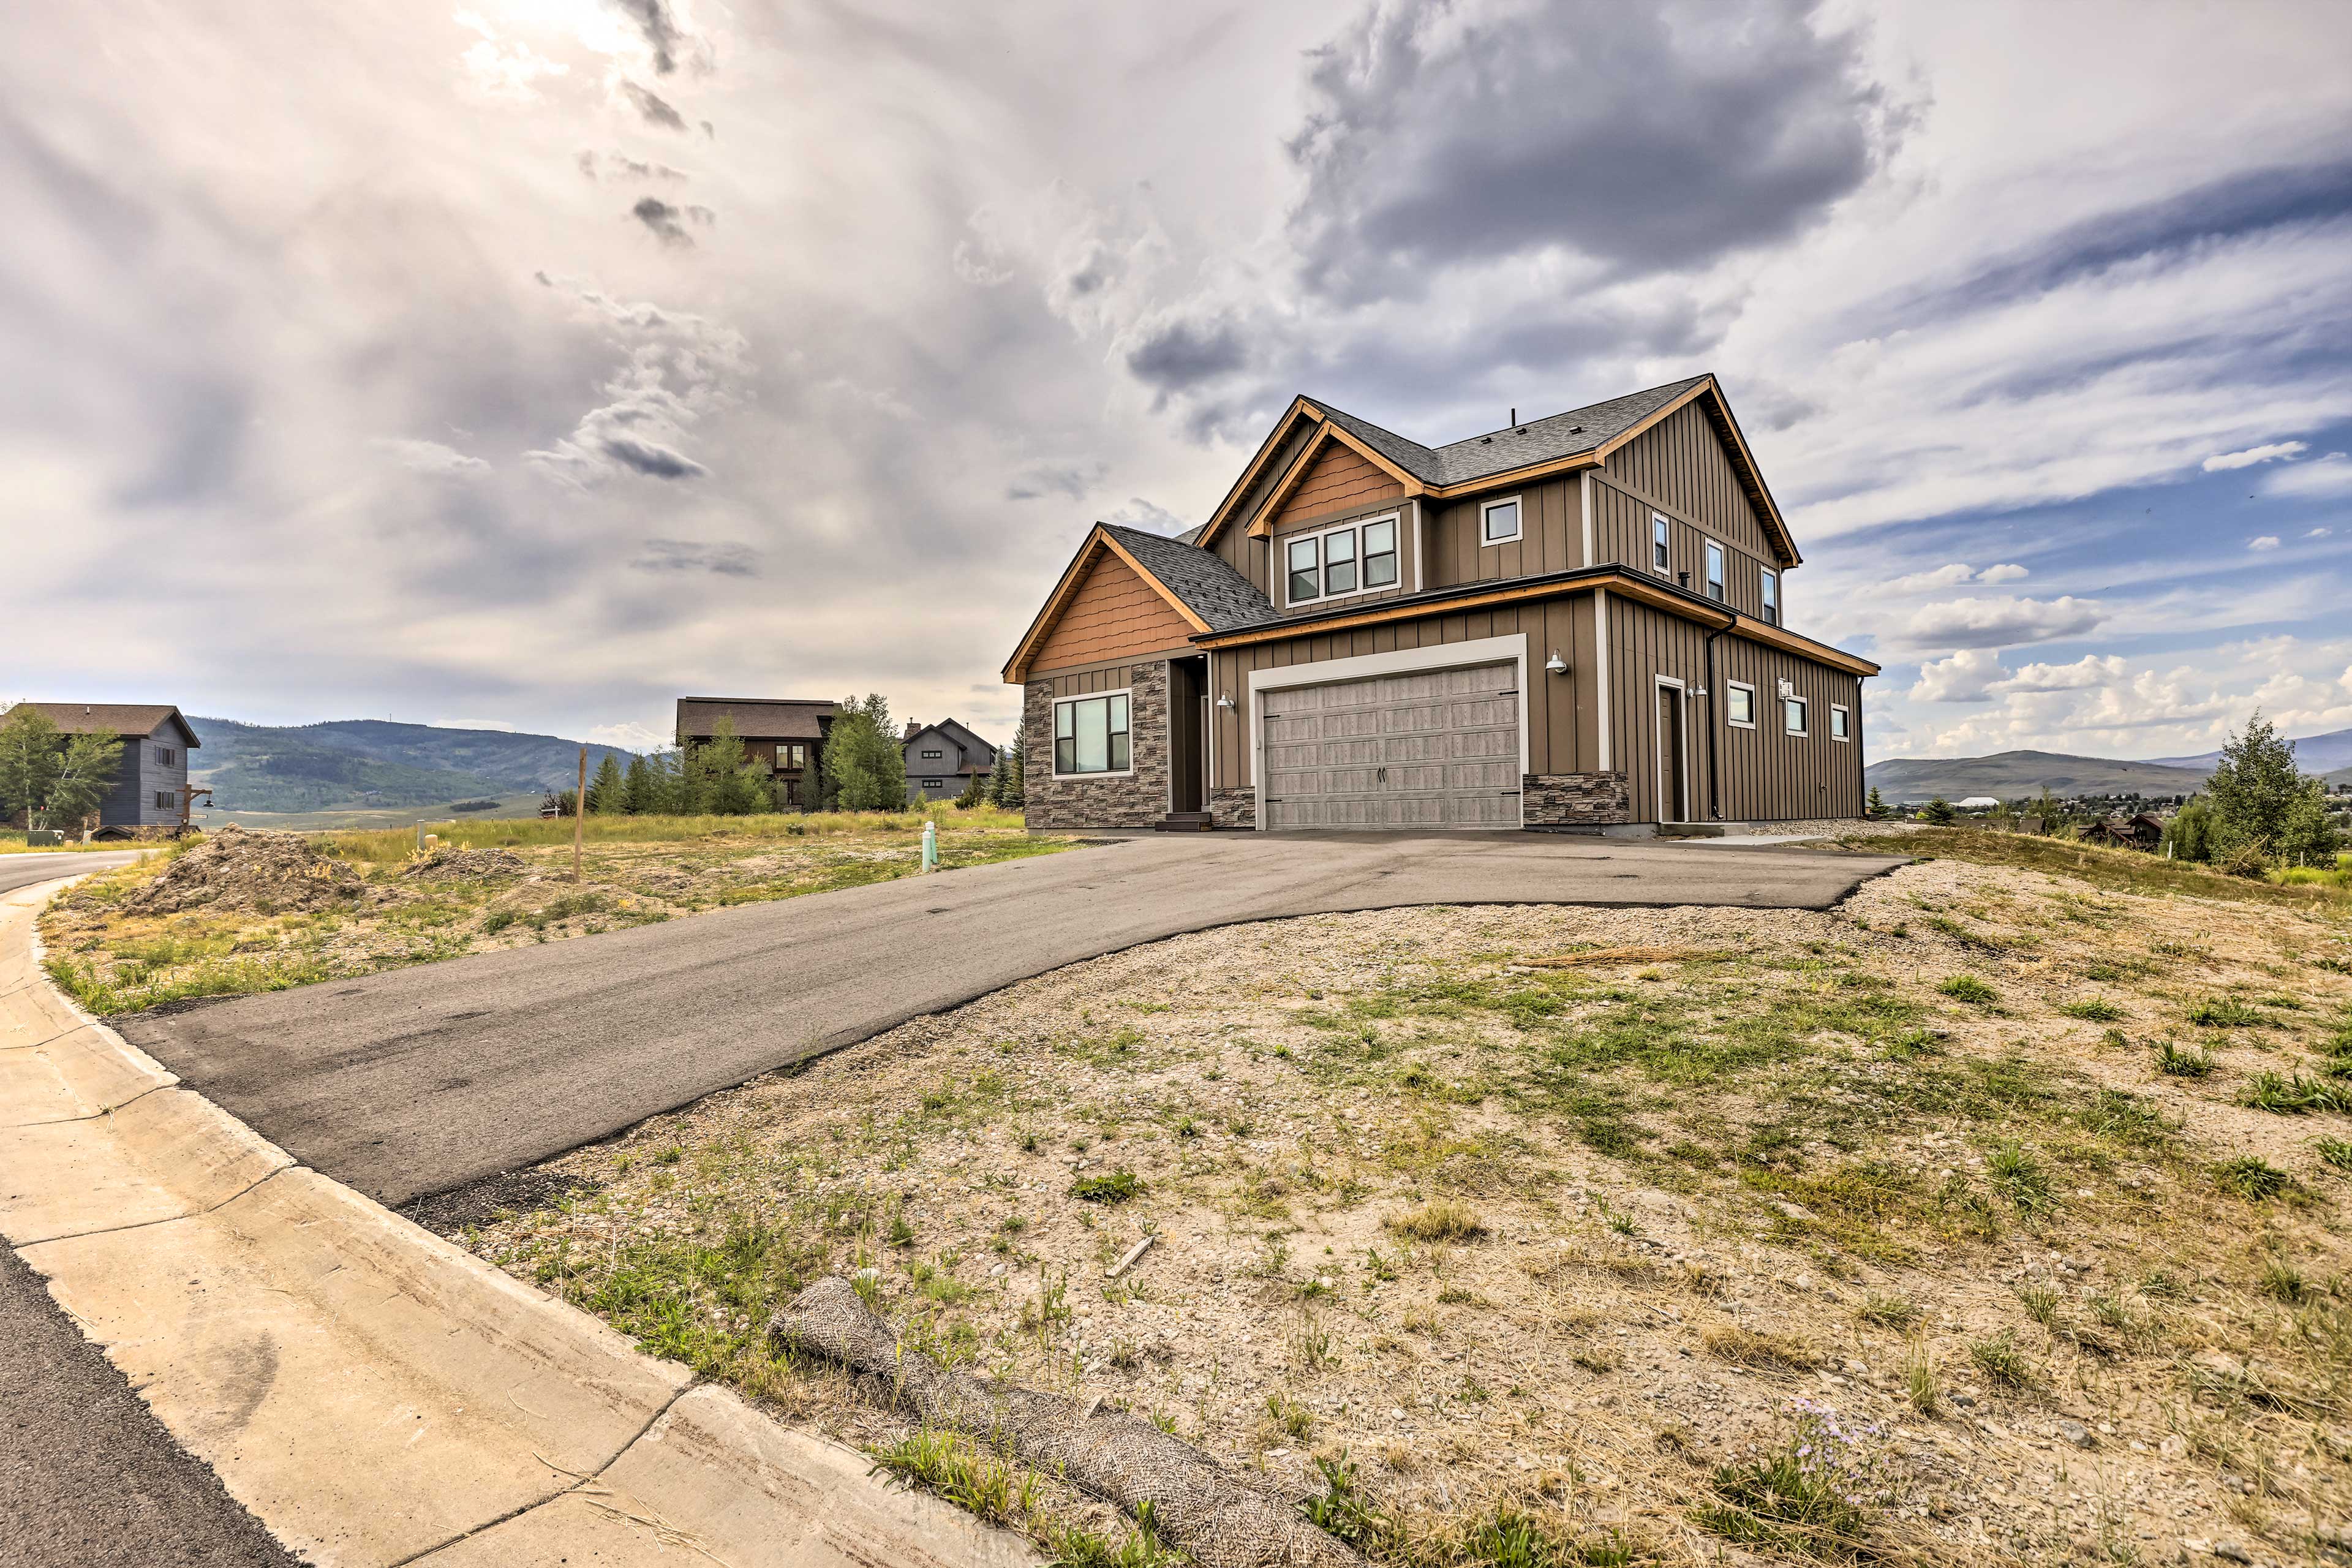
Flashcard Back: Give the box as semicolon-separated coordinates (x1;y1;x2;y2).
6;0;2348;760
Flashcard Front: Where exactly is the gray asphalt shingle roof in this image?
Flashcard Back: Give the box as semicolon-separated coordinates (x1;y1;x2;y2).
1101;522;1280;633
1314;375;1712;488
15;703;200;746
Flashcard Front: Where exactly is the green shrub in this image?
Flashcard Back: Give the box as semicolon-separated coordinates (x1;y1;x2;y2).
2241;1071;2352;1115
2154;1040;2215;1077
2057;998;2125;1022
1070;1170;1142;1204
2216;1156;2290;1200
2186;997;2269;1028
1938;975;1999;1006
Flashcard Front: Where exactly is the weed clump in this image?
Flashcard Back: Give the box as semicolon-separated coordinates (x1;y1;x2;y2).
1937;975;1999;1006
1696;1398;1882;1559
2155;1039;2215;1077
1071;1170;1143;1204
2215;1155;2290;1200
1385;1200;1487;1243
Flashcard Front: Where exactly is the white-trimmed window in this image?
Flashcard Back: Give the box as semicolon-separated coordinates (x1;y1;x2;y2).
922;778;944;789
1726;681;1757;729
1704;539;1725;602
1284;514;1400;606
921;747;943;760
1054;691;1131;776
1651;513;1669;572
1830;703;1850;742
1482;497;1521;545
1760;569;1779;626
1784;695;1809;737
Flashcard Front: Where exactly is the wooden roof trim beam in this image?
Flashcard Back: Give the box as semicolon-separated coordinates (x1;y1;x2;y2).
1195;397;1325;549
1730;614;1879;677
1243;422;1425;538
1001;524;1215;684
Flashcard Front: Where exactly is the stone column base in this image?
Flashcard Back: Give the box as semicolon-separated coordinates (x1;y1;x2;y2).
1523;772;1629;827
1208;787;1257;829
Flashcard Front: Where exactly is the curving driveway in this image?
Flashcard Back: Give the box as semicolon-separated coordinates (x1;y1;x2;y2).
121;831;1904;1208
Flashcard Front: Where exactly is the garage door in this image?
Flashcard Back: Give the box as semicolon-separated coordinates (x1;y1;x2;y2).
1261;662;1521;829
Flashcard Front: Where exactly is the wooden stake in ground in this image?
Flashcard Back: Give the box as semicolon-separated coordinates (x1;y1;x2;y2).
574;745;586;884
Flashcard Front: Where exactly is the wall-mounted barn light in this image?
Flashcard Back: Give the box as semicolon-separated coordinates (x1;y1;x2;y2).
1544;650;1567;675
1215;692;1237;710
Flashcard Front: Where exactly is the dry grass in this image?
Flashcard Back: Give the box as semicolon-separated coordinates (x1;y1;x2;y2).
453;853;2352;1565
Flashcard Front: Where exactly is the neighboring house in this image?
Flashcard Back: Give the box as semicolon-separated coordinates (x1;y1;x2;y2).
1001;374;1879;832
16;703;202;832
674;697;836;807
902;718;996;803
2085;813;2165;851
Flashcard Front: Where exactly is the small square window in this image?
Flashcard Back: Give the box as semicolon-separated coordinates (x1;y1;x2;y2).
1726;684;1755;728
1482;498;1521;543
1784;696;1809;736
154;791;174;809
1652;514;1669;572
156;747;176;766
1830;704;1850;742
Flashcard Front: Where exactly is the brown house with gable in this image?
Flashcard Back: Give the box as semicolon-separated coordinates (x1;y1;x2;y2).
1002;374;1877;832
674;696;835;808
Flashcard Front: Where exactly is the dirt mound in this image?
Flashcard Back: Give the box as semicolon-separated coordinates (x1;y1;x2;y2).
402;847;530;881
122;824;365;915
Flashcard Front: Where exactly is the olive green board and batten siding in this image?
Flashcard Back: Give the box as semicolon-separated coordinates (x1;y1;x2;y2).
1206;597;1601;792
1600;396;1779;566
1588;476;1779;621
1423;474;1585;589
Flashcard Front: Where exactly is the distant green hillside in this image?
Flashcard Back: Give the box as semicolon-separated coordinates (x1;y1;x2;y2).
1863;750;2209;804
187;718;633;813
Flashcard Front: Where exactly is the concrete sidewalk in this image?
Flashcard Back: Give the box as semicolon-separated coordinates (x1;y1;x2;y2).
0;876;1035;1568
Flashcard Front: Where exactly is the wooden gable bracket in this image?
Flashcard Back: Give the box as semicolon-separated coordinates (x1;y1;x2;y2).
1244;418;1425;538
1001;524;1209;685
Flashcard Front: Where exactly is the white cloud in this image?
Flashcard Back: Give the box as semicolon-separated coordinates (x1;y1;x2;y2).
1975;562;2029;583
1903;594;2105;649
2263;452;2352;499
587;721;670;752
2203;440;2307;471
372;437;490;476
1909;649;2003;703
2248;535;2281;551
1885;562;1977;593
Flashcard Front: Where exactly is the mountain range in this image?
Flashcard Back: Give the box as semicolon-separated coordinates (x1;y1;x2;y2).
188;719;633;813
1864;726;2352;803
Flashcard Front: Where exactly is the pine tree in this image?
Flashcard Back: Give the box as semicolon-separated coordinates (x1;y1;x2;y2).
1921;796;1954;826
1864;784;1884;820
995;717;1026;809
587;753;626;814
823;695;907;812
620;753;655;815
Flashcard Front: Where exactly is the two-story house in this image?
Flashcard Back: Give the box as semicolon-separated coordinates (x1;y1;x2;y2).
674;696;835;807
15;703;203;833
902;718;996;803
1003;374;1876;832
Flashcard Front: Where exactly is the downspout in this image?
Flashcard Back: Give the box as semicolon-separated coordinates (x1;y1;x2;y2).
1703;625;1725;821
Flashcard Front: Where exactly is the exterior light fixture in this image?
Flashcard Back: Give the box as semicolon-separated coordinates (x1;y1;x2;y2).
1544;650;1567;675
1215;692;1237;710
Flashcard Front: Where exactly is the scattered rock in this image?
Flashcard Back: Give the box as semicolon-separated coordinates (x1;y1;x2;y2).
2212;1542;2253;1564
1771;1199;1815;1221
121;824;364;914
2057;1419;2094;1449
402;846;530;880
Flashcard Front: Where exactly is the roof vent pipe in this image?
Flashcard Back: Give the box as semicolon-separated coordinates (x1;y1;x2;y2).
1509;407;1516;426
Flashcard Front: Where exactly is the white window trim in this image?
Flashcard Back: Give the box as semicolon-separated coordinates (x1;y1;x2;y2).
1281;512;1404;609
1651;511;1671;574
1244;633;1530;832
1050;687;1136;780
1654;675;1689;824
1702;537;1727;603
1830;703;1850;742
1784;695;1811;738
1480;494;1524;546
1725;680;1758;730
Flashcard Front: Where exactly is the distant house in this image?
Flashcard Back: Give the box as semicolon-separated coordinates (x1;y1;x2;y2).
2084;813;2165;851
15;703;202;833
902;718;995;803
674;697;837;808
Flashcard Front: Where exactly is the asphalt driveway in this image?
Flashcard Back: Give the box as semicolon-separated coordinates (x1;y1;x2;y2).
0;851;141;898
122;831;1904;1208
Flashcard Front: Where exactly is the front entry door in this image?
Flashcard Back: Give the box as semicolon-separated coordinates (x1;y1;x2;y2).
1656;685;1687;823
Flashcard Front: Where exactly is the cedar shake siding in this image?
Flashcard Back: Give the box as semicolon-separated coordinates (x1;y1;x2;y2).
1005;374;1872;834
1031;554;1197;671
1270;441;1403;530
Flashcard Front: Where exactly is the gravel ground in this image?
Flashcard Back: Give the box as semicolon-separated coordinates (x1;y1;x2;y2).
461;856;2352;1566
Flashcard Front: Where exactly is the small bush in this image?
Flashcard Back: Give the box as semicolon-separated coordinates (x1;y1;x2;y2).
2216;1155;2290;1200
1071;1170;1142;1204
1938;975;1999;1006
1986;1142;2054;1214
1384;1200;1487;1242
2155;1039;2215;1078
1856;1294;1919;1330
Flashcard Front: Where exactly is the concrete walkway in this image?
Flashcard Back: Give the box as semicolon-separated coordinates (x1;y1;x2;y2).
0;876;1035;1568
126;830;1905;1208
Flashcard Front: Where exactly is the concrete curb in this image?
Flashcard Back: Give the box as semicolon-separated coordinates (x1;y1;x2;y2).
0;877;1036;1568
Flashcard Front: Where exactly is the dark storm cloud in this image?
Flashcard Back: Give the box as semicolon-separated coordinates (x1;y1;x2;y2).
630;538;755;575
1123;315;1248;393
631;195;712;246
1286;0;1895;303
602;436;707;478
608;0;688;74
619;81;688;132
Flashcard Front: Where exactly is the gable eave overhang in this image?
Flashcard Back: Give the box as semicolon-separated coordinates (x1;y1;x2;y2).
1584;375;1800;569
1002;524;1213;685
164;709;202;748
1241;419;1427;538
1193;396;1328;551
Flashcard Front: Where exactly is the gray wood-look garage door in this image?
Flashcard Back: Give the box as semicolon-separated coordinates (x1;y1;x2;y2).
1261;662;1521;829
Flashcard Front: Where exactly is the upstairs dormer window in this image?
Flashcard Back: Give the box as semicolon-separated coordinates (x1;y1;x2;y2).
1285;515;1400;608
1760;568;1779;625
1651;514;1669;572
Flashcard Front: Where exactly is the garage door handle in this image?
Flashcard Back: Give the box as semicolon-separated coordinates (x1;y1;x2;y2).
1377;766;1388;785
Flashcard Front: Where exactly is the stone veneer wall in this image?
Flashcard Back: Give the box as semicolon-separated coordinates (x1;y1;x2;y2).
1523;772;1630;827
1023;661;1170;830
1208;787;1256;829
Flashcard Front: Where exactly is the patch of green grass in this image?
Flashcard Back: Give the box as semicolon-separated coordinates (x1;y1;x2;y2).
2057;998;2127;1022
2215;1155;2291;1201
2316;1137;2352;1172
1856;1294;1920;1329
1937;974;1999;1006
2241;1071;2352;1115
2186;997;2272;1029
1985;1142;2054;1215
2155;1039;2215;1078
1385;1200;1487;1242
1697;1441;1874;1559
1967;1329;2041;1390
1071;1170;1142;1204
